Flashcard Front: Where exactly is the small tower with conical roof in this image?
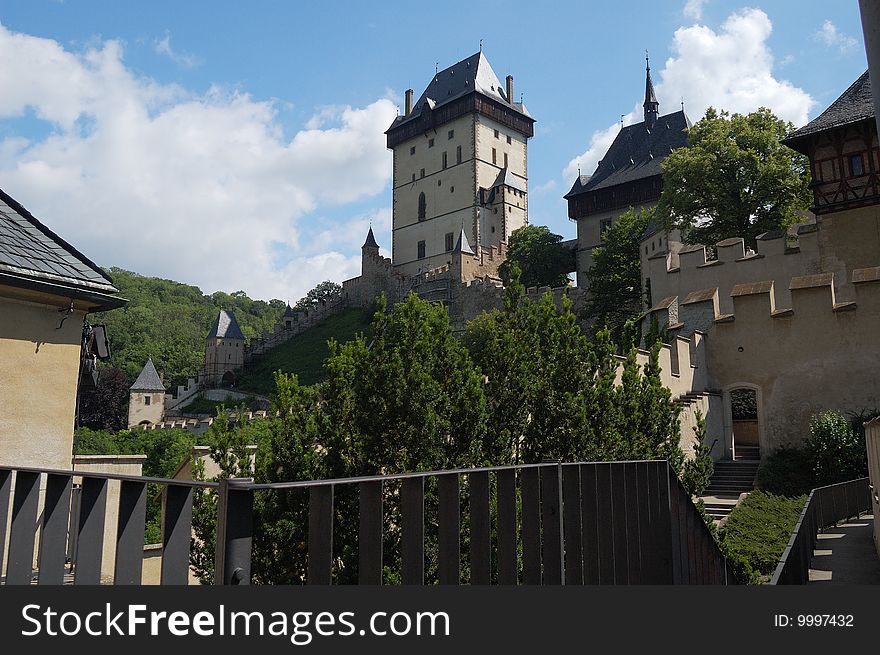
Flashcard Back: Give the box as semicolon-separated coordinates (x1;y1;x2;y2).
644;54;659;129
128;356;167;426
204;309;245;387
283;303;296;329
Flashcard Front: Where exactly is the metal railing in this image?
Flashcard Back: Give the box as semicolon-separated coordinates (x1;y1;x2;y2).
0;460;735;586
769;477;871;585
0;466;215;585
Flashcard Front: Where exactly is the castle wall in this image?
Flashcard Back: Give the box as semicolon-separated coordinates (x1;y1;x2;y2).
701;270;880;453
244;296;351;362
643;228;819;320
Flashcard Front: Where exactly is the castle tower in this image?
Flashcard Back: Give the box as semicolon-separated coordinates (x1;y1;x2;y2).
204;309;245;387
385;52;535;279
128;357;166;426
283;303;296;329
566;56;690;290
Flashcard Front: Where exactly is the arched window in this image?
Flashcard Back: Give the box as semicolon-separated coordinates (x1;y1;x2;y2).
418;192;426;221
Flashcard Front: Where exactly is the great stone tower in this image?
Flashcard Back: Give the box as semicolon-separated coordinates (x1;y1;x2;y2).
385;52;535;279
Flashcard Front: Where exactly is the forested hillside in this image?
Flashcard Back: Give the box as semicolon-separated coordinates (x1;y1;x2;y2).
93;268;287;387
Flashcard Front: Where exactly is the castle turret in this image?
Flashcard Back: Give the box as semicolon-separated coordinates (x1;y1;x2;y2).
644;54;659;129
128;357;166;426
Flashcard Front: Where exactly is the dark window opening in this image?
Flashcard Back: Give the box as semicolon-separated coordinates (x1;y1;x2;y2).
420;168;425;178
456;145;462;164
442;152;447;169
417;240;426;259
850;153;865;177
445;232;454;252
506;135;512;145
428;138;435;148
448;129;454;139
410;146;415;155
418;192;426;221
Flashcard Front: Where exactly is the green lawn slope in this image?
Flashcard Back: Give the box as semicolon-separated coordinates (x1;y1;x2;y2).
235;308;373;394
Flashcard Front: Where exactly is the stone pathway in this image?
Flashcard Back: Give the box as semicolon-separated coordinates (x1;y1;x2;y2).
808;514;880;584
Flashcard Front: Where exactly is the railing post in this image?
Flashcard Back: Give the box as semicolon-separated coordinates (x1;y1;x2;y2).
540;461;565;585
214;477;254;585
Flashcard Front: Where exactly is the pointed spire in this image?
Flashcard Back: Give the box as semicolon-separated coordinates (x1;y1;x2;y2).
362;226;379;250
644;51;659;128
453;227;474;255
130;357;166;392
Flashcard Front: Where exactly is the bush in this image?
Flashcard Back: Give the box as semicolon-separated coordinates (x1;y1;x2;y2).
719;491;806;580
806;411;867;486
755;447;815;497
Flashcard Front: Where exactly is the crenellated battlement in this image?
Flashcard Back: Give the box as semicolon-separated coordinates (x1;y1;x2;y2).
644;226;821;316
645;267;880;342
244;296;348;362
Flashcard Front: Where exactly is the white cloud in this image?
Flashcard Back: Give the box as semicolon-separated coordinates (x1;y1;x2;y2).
154;31;203;69
683;0;707;21
564;8;814;185
0;24;397;301
531;179;558;195
816;20;858;54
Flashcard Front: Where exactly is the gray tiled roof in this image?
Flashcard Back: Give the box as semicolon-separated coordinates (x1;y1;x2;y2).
208;309;245;340
565;110;691;198
389;52;532;130
130;357;166;392
784;70;872;144
0;188;118;294
453;227;474;255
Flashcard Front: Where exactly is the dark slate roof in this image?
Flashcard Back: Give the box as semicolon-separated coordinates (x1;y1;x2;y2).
0;187;122;302
284;304;295;317
388;52;532;131
785;71;872;145
564;110;691;198
130;357;166;392
208;309;245;340
362;227;379;249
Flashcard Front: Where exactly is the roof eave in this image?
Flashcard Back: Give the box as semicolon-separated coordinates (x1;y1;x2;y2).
0;270;128;312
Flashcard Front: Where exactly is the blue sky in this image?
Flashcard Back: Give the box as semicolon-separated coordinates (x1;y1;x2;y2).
0;1;869;301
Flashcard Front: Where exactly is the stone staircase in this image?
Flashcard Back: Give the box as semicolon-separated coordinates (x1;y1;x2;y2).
700;456;761;521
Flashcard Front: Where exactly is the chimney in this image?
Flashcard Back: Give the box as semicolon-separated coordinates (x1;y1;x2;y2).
405;89;413;116
506;75;514;102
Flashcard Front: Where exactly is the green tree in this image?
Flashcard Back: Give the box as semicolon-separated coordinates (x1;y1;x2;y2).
77;366;130;431
657;107;811;246
584;208;653;338
293;280;343;312
498;225;574;288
